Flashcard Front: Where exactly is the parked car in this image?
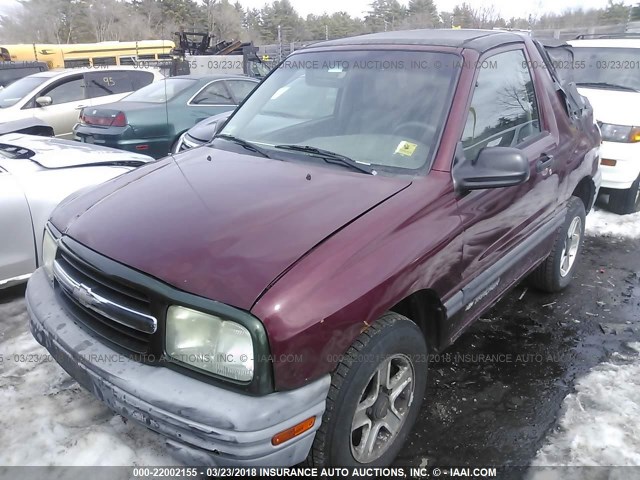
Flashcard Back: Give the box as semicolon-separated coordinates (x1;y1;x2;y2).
27;30;600;467
74;75;259;158
0;133;153;289
0;61;48;89
553;36;640;214
0;66;163;139
172;74;337;153
0;117;53;136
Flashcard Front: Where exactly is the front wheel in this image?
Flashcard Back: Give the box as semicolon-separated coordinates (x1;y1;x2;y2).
529;196;586;292
609;174;640;215
307;312;427;467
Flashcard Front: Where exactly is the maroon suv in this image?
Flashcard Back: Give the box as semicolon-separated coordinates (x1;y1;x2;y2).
27;29;601;467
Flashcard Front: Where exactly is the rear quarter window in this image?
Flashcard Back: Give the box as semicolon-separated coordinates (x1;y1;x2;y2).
84;70;154;98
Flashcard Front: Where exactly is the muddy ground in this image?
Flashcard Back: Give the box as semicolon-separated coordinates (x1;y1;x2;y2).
395;232;640;476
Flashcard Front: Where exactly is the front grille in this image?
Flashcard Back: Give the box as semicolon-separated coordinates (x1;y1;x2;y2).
54;247;157;355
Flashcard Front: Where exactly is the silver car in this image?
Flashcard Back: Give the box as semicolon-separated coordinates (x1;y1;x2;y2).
0;66;164;139
0;133;153;289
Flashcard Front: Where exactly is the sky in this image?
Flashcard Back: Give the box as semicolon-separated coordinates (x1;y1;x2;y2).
0;0;630;23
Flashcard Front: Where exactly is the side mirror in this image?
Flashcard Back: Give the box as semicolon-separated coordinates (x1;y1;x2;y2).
35;96;52;107
453;146;530;191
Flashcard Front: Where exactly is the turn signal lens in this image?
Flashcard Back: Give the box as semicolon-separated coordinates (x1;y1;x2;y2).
271;417;316;446
629;127;640;143
601;158;617;167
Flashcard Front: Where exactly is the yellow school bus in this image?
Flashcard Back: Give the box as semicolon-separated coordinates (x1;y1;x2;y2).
0;40;175;69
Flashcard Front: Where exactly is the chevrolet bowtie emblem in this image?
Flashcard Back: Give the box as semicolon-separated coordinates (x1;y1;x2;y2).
73;283;96;308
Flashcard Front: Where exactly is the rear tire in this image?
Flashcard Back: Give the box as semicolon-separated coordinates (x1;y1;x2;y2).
529;196;585;293
609;174;640;215
306;312;427;467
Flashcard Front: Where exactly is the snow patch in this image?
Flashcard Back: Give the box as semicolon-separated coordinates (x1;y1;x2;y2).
0;296;180;466
585;208;640;239
529;342;640;475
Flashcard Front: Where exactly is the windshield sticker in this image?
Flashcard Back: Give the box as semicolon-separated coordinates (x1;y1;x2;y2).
395;141;417;157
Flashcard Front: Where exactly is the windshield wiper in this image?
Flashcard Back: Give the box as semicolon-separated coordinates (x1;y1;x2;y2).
576;82;639;92
214;134;271;158
274;144;375;175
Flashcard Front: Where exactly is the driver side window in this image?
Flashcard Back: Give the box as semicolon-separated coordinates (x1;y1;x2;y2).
462;50;541;162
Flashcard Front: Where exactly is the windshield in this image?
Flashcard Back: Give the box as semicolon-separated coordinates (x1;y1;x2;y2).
567;47;640;92
0;75;48;108
122;78;196;103
219;50;458;173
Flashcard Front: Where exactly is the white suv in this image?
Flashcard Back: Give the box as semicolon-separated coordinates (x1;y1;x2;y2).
566;37;640;214
0;66;164;139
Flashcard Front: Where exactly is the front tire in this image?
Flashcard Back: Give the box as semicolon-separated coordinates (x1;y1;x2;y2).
609;174;640;215
529;196;586;292
307;312;427;467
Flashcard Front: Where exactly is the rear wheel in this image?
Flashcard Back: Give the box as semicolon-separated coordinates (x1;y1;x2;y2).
307;312;427;467
609;174;640;215
529;196;585;292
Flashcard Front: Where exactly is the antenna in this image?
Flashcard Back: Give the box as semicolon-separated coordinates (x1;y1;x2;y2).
164;25;171;158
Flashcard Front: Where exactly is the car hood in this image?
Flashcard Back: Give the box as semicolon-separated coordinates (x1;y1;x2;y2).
0;133;153;168
0;117;51;135
53;147;411;309
576;87;640;126
187;112;231;142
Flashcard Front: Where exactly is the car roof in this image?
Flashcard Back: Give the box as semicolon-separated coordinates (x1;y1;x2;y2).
303;28;526;53
30;65;163;78
0;61;47;70
173;74;257;81
567;38;640;48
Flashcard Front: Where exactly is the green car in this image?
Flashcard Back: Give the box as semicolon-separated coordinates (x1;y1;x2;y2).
73;75;259;159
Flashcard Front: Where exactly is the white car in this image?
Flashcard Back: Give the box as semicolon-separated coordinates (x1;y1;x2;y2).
0;66;164;140
566;37;640;214
0;133;153;289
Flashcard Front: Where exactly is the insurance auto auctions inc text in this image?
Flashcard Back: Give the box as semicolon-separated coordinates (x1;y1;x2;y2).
255;467;497;477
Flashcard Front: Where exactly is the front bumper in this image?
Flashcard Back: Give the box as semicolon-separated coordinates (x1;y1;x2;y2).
599;140;640;190
26;268;330;466
592;166;602;210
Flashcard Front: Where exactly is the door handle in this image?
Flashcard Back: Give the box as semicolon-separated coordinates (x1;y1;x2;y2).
536;153;555;173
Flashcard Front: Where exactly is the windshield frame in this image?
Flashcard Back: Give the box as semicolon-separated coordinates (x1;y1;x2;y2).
216;46;462;177
0;75;49;109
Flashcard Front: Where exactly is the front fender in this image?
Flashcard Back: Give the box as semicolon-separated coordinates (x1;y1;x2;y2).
252;174;465;390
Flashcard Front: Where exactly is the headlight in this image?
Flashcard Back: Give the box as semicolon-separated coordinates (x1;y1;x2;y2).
599;122;640;143
172;133;186;153
42;227;58;283
166;306;254;382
